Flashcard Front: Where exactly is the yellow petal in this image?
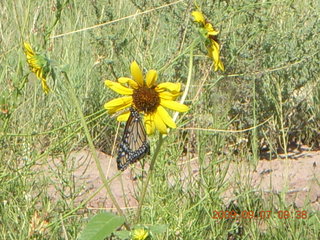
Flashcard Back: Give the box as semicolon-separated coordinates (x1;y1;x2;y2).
212;47;220;63
205;23;219;36
218;60;225;71
117;111;130;122
144;114;155;135
214;59;225;72
130;61;144;86
29;57;41;69
160;99;189;112
23;42;35;56
105;80;133;95
34;69;43;79
146;70;158;88
157;106;176;128
41;78;50;94
118;77;139;89
156;82;181;92
208;40;224;72
211;40;220;51
159;91;181;100
191;11;205;25
207;41;218;59
104;96;133;114
132;229;149;240
154;111;168;134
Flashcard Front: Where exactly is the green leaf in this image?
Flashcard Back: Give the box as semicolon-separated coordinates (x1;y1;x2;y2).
113;230;130;239
149;224;168;234
78;212;125;240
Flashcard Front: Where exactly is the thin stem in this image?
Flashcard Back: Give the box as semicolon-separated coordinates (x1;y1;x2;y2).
62;72;130;230
135;134;164;222
173;41;194;122
276;80;288;158
135;43;194;222
252;77;258;165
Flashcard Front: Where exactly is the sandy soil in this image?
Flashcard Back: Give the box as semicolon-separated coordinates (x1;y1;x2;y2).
43;148;320;212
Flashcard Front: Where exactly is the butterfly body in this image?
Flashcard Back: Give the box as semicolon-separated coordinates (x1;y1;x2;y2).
117;107;150;171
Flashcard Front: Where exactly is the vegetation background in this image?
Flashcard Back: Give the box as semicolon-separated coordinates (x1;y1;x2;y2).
0;0;319;239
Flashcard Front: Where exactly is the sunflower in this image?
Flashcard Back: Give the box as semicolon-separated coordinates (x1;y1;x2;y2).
191;10;225;72
23;42;50;94
104;61;189;135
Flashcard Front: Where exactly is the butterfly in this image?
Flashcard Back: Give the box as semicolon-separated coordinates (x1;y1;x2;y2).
116;107;150;171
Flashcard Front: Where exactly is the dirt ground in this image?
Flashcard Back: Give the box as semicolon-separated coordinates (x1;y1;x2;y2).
44;148;320;212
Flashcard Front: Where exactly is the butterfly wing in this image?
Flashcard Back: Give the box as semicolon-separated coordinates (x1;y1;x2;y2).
116;108;150;171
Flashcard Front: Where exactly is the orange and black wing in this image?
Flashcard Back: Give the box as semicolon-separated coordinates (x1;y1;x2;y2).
116;107;150;171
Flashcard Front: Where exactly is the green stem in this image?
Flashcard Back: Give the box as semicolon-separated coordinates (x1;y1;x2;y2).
173;41;193;123
136;42;195;222
62;72;130;230
135;43;194;222
252;77;258;165
276;80;288;158
135;134;164;222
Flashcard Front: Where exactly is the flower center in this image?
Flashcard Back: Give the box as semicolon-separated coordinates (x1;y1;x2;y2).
132;86;160;114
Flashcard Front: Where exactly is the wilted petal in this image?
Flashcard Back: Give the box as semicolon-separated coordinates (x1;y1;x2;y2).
28;56;37;66
205;23;219;36
208;40;224;72
217;60;225;72
23;42;52;94
211;40;220;53
191;11;205;25
35;69;43;79
23;42;35;56
40;78;50;94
